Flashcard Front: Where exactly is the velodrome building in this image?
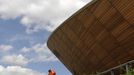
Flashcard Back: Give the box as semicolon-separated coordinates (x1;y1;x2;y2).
47;0;134;75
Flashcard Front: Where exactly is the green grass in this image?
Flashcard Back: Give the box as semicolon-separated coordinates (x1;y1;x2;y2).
123;69;134;75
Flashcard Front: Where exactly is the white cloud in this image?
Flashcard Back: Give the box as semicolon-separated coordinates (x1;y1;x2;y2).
21;47;31;53
0;45;13;52
32;43;58;62
1;54;29;66
21;43;57;62
0;0;91;33
0;65;46;75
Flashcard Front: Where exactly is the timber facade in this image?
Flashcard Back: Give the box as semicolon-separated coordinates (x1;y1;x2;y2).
47;0;134;75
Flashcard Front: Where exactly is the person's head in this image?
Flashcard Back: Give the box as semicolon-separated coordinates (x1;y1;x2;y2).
48;69;51;73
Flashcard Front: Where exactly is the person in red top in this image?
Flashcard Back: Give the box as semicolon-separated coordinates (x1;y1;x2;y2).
48;69;56;75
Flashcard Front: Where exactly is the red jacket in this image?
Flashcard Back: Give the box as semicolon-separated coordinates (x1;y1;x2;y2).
48;70;56;75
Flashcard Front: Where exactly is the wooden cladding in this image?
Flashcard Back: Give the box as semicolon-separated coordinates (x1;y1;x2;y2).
47;0;134;75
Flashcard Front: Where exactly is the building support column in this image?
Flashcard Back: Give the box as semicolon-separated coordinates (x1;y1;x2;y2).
110;71;114;75
126;64;129;74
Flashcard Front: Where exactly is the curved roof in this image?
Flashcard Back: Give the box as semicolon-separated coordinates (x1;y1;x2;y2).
47;0;134;74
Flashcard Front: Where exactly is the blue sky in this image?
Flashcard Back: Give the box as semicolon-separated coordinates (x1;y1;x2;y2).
0;0;91;75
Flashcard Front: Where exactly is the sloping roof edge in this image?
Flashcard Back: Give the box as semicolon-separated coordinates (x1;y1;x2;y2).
47;0;98;47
